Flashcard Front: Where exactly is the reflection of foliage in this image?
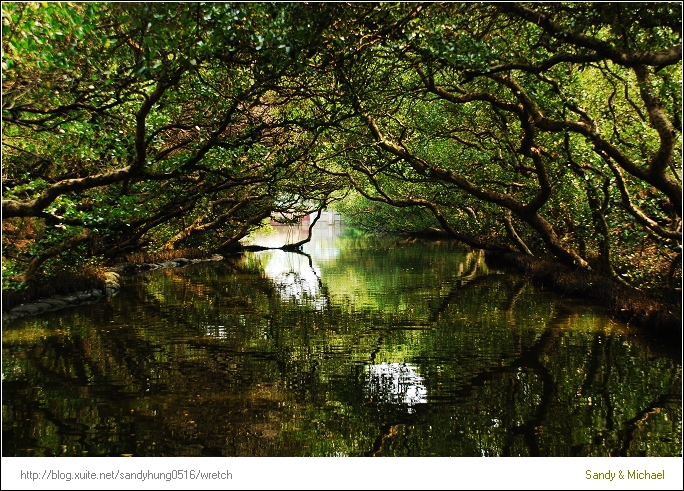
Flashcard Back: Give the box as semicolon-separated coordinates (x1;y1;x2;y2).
2;239;681;456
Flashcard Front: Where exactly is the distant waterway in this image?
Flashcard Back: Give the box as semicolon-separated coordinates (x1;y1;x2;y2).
2;225;681;456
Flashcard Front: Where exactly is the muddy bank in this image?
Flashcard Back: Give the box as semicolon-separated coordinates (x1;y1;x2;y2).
2;286;108;323
484;251;682;333
108;254;224;276
389;231;680;333
2;254;224;324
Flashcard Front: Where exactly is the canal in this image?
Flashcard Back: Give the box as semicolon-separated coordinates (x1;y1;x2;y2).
2;225;681;456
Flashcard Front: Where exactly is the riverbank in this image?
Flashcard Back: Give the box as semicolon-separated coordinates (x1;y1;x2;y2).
1;238;310;323
2;254;224;324
484;250;682;332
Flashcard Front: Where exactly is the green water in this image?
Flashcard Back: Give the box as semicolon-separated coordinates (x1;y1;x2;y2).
2;226;681;456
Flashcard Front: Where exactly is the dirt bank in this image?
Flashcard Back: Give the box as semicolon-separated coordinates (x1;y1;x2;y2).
484;251;682;333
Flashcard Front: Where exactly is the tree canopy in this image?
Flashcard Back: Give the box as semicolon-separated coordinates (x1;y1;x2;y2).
2;2;681;294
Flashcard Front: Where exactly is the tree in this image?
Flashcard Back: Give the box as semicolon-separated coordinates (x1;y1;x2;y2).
2;2;681;294
312;2;681;289
2;3;344;287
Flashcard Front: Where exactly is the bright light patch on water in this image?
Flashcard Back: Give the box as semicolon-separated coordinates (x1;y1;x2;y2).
202;324;232;339
365;362;427;413
258;250;327;308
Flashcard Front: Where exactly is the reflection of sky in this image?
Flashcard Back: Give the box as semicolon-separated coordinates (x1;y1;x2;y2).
257;250;324;305
243;224;344;307
365;362;427;413
301;226;341;262
243;224;342;263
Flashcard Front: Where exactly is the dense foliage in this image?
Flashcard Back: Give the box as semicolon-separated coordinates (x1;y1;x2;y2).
2;2;681;294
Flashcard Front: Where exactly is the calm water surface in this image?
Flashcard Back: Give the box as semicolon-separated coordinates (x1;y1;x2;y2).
2;226;681;456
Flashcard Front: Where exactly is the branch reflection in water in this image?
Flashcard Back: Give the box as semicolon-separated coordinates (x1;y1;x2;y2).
2;222;681;457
